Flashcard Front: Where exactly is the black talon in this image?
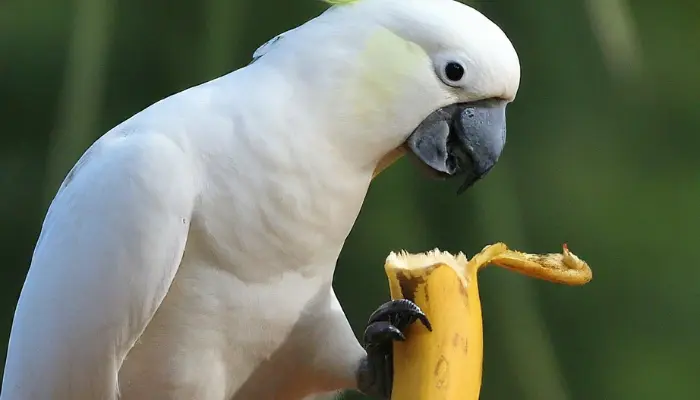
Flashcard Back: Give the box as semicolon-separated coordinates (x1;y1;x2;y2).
367;299;432;332
356;299;432;399
363;320;406;348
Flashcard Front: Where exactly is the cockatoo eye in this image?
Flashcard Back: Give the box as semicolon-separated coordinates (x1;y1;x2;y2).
435;58;467;88
444;62;465;82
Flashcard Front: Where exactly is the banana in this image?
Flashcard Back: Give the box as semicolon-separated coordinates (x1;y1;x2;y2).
384;243;592;400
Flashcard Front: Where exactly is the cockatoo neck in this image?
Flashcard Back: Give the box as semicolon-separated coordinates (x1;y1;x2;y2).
244;19;436;182
175;68;376;279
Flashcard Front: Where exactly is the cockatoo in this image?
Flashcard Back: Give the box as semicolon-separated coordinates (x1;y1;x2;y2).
1;0;520;399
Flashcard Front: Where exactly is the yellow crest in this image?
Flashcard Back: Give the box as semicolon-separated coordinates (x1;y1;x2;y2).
322;0;359;5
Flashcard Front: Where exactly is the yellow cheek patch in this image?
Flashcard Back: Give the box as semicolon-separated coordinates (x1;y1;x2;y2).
350;28;430;121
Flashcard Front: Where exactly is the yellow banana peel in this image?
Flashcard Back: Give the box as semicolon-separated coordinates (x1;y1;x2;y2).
384;242;592;400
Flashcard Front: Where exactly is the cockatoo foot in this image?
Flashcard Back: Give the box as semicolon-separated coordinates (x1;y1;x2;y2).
355;299;432;399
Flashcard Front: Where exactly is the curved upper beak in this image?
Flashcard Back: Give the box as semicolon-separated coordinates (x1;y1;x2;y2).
405;99;508;194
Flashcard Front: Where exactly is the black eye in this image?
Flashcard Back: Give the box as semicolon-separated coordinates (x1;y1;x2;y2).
444;62;465;82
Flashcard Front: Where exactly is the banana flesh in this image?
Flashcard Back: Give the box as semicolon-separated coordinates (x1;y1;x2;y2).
384;243;592;400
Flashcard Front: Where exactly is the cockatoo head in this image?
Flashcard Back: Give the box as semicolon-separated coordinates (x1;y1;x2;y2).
251;0;520;193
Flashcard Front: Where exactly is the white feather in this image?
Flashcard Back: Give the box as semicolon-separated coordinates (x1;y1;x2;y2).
2;131;197;398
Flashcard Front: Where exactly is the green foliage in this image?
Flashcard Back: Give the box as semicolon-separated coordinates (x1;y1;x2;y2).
2;0;699;398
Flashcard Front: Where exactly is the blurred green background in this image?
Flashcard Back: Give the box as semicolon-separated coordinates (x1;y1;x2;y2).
1;0;698;399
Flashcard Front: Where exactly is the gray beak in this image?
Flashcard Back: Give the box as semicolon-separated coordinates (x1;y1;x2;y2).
405;99;508;194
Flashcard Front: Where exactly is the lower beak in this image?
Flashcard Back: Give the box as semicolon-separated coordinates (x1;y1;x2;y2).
405;99;508;194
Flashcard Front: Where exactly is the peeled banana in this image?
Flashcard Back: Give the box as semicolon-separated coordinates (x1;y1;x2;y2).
384;243;592;400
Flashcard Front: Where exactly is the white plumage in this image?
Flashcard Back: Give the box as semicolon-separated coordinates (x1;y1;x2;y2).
1;1;520;399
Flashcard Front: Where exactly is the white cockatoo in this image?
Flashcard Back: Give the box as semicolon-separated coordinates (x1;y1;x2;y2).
1;0;520;399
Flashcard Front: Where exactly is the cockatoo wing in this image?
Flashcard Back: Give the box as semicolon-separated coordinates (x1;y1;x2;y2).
1;130;197;399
